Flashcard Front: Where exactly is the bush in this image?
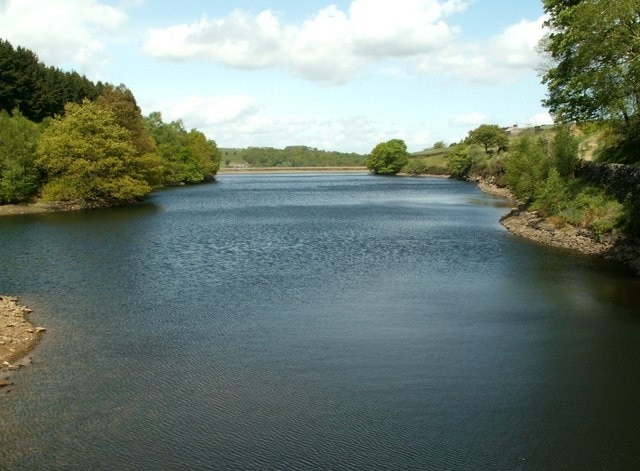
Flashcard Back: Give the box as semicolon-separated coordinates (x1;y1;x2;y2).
505;135;550;200
532;167;569;216
561;185;624;235
402;159;448;176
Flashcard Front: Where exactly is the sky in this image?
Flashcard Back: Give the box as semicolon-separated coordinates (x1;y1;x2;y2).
0;0;553;153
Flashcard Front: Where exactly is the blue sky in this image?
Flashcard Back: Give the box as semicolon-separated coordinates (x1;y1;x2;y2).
0;0;552;153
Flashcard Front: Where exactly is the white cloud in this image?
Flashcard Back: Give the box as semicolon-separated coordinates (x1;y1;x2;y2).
161;95;259;128
348;0;465;57
142;94;432;153
528;111;554;126
418;15;547;84
450;112;489;126
0;0;127;75
142;0;469;85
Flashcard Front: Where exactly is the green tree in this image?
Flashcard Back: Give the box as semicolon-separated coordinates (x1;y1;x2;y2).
0;110;41;203
0;39;100;122
541;0;640;126
447;144;473;179
95;84;164;187
551;124;579;177
466;124;509;154
366;139;409;175
145;112;221;184
184;129;221;180
35;100;151;205
532;167;569;215
505;135;551;200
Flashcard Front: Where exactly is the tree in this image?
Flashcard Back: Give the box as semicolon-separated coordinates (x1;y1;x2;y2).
0;39;101;121
366;139;409;175
466;124;509;154
0;110;41;203
540;0;640;126
447;144;473;179
504;135;551;200
551;124;579;177
35;100;151;205
145;112;221;184
95;84;164;187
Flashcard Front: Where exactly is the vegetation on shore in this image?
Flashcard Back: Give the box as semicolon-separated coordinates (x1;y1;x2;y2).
384;0;640;242
1;40;221;208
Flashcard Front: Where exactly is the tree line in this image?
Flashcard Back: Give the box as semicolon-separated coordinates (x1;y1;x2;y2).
0;40;221;206
228;146;366;168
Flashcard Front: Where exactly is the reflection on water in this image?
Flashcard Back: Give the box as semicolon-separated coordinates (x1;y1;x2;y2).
1;173;639;470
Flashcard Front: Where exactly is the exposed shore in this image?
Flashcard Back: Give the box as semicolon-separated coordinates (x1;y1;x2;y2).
0;296;45;389
477;179;640;274
0;201;53;217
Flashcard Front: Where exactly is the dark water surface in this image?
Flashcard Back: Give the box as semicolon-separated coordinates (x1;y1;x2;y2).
1;173;640;470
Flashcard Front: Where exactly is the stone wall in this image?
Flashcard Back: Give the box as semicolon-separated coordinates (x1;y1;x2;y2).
576;161;640;201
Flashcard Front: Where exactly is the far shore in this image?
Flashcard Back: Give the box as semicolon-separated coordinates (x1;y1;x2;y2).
218;166;368;174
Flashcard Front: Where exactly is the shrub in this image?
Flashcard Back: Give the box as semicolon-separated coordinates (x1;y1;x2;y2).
561;185;624;235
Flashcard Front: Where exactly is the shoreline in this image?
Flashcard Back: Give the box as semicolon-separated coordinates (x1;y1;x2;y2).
0;295;45;389
476;179;640;274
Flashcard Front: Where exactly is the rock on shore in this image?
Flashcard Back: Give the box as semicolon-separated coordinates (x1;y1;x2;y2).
0;296;44;380
475;178;640;274
500;208;640;274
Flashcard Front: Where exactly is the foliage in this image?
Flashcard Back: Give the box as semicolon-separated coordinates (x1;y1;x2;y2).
233;146;366;167
447;145;473;179
502;127;627;236
466;124;509;154
35;100;151;204
0;110;41;203
366;139;409;175
541;0;640;126
505;135;551;200
402;158;448;176
145;112;221;184
561;185;625;236
0;39;101;121
531;167;569;215
551;123;579;177
95;85;165;187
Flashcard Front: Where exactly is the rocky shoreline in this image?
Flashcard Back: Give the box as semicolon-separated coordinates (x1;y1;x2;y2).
0;296;45;391
477;179;640;274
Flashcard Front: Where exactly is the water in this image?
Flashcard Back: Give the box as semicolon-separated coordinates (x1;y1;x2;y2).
1;173;639;470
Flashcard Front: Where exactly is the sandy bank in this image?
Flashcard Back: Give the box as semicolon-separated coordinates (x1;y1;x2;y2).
0;296;45;389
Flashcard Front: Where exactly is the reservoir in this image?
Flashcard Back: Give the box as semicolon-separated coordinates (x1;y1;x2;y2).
1;173;639;469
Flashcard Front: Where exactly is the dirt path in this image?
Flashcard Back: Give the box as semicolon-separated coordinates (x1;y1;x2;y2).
579;131;603;161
